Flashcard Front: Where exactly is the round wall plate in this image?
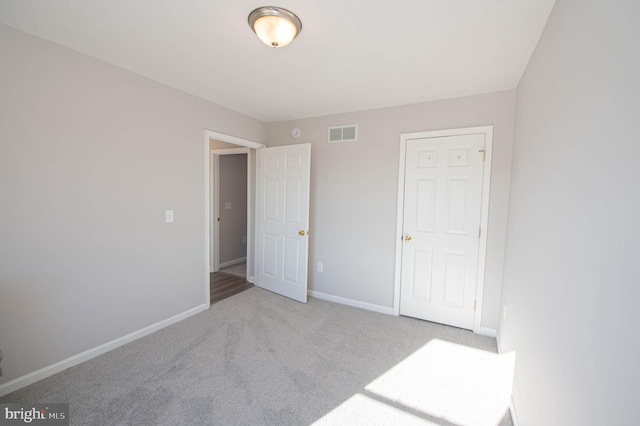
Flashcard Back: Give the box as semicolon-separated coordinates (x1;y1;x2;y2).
290;127;301;138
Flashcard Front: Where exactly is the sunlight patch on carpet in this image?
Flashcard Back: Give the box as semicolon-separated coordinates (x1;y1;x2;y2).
365;339;515;425
312;393;438;426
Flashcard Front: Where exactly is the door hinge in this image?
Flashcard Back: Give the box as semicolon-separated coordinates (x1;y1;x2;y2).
474;301;477;311
478;227;481;238
479;149;486;161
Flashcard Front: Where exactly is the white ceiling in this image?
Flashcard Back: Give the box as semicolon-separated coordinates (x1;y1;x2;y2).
0;0;555;122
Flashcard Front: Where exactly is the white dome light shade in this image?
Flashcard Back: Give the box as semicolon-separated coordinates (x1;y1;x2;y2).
249;7;302;48
253;15;296;47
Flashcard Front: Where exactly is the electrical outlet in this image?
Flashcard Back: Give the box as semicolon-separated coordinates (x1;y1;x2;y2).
317;262;323;272
503;303;508;320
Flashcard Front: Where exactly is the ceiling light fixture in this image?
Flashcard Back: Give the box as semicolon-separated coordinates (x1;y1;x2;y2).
248;6;302;48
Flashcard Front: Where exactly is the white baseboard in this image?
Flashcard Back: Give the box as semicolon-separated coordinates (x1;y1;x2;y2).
0;303;209;397
478;327;497;338
496;330;519;426
308;290;395;316
509;397;519;426
219;257;246;268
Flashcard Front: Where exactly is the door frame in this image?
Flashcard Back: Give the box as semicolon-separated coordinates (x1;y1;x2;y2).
204;130;265;304
211;148;250;274
393;126;493;333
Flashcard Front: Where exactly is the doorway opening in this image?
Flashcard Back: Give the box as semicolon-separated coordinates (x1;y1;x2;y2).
212;150;248;278
204;130;265;305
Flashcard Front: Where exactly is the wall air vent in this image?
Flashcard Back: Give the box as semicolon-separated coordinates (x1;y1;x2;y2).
328;125;358;143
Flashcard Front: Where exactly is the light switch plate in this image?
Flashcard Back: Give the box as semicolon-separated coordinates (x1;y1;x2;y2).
225;202;232;210
165;210;174;223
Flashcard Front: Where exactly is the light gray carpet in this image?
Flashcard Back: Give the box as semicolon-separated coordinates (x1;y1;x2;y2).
1;288;513;425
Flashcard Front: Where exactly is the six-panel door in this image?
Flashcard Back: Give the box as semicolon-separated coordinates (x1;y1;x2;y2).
400;134;485;329
256;144;311;303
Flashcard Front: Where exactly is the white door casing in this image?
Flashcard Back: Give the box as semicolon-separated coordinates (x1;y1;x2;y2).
394;127;493;332
255;144;311;303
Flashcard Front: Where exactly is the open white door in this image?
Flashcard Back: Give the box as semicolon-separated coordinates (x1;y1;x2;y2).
256;144;310;303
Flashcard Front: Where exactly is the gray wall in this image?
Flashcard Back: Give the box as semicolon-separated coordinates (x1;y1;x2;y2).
218;154;247;264
0;24;264;385
266;90;516;330
499;0;640;424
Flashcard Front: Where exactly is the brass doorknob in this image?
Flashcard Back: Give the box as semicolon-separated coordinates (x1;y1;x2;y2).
299;230;307;236
404;235;412;242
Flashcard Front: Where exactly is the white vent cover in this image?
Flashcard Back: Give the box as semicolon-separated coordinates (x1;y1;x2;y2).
328;125;358;143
